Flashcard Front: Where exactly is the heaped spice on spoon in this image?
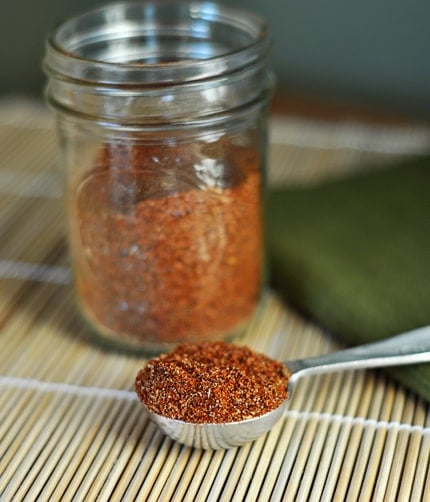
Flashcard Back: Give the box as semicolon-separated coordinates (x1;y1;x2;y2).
135;341;290;423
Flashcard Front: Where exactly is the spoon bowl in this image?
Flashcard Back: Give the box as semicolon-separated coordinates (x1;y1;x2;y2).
145;404;287;450
142;325;430;449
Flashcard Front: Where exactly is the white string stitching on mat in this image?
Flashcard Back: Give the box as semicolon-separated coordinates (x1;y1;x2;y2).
1;375;429;436
284;409;430;435
270;117;430;155
0;260;70;284
0;375;136;401
0;169;62;198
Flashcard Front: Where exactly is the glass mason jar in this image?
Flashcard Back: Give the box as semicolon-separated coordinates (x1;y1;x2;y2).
44;1;273;353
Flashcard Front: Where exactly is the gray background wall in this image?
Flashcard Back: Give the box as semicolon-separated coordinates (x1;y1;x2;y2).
2;0;429;116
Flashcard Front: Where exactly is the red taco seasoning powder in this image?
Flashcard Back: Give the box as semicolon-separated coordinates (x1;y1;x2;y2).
71;138;262;349
44;1;273;352
135;341;290;423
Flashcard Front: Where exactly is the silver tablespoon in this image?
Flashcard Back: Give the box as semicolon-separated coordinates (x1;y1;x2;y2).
142;325;430;449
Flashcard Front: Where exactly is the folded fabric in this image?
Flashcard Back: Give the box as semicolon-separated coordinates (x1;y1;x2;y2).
266;156;430;401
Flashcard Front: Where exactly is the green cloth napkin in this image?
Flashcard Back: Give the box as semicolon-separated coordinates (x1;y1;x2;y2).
266;156;430;401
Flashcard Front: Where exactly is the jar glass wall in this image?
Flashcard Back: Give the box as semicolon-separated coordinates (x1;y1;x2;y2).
44;1;273;353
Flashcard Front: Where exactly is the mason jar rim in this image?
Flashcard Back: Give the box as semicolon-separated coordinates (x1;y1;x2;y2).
44;0;271;86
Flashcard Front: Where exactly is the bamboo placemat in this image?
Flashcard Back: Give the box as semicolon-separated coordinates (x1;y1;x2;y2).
1;99;430;501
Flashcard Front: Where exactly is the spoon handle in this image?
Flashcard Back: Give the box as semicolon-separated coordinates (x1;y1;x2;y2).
286;325;430;383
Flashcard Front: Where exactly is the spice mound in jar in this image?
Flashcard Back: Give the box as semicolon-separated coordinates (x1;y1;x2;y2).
135;341;290;423
71;139;262;349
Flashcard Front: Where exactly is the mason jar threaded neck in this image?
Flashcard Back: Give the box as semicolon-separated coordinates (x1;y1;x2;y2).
44;1;273;125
